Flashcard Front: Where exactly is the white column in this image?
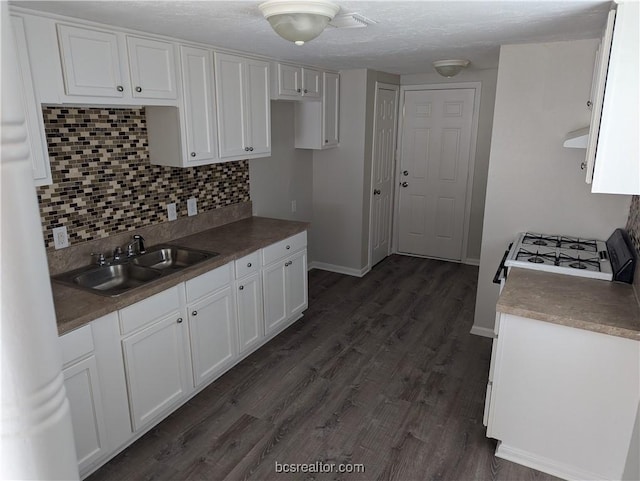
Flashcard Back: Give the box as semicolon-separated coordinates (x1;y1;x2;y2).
0;4;79;480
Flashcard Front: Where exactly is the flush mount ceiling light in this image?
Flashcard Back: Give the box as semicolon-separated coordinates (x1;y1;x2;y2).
259;0;341;46
433;59;470;77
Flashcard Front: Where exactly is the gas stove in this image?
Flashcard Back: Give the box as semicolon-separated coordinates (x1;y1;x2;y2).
505;232;613;280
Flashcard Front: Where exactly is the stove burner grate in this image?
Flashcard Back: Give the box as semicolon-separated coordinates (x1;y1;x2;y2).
557;253;601;272
558;236;598;253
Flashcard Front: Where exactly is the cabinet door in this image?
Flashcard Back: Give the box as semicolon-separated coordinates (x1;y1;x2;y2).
57;24;126;98
180;46;217;163
302;68;321;98
215;53;248;158
245;58;271;156
236;273;264;354
122;313;190;431
278;63;302;98
189;286;237;387
263;261;288;335
127;36;177;100
323;72;340;147
63;355;108;471
285;249;308;318
11;15;52;186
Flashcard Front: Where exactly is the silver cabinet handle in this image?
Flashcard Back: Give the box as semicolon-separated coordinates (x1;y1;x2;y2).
297;88;301;93
116;85;124;92
239;285;244;290
286;245;290;250
191;311;197;316
401;182;408;187
135;86;142;93
403;170;409;176
325;139;329;143
285;261;292;267
373;189;381;195
580;162;586;170
244;147;249;152
191;152;196;157
177;318;183;323
587;100;593;108
304;89;308;93
249;147;254;152
247;262;252;267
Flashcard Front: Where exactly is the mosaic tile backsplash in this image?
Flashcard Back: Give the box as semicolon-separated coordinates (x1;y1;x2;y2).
37;106;249;249
626;195;640;255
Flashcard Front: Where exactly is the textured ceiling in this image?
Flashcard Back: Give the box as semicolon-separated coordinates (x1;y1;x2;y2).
11;0;612;75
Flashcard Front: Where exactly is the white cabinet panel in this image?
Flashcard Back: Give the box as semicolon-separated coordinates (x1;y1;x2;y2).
214;52;270;160
188;286;237;387
302;67;321;98
180;46;217;163
236;272;264;354
57;24;126;98
263;261;288;335
63;355;108;472
286;249;308;318
323;72;340;147
122;312;191;431
294;71;340;149
126;36;177;100
10;14;52;186
272;63;321;100
277;63;301;98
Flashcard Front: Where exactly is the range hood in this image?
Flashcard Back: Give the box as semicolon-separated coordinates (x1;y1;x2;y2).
563;127;589;148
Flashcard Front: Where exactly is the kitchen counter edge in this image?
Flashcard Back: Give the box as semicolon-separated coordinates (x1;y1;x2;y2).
496;267;640;341
53;217;310;336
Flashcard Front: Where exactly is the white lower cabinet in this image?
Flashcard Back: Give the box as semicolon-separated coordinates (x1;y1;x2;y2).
235;251;265;355
119;286;192;432
186;264;237;388
262;232;308;336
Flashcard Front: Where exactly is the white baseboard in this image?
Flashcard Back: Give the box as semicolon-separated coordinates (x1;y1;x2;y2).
308;261;370;278
463;257;480;266
470;325;494;338
496;442;605;481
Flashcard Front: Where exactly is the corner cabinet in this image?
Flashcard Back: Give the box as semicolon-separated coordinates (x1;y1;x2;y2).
294;71;340;149
586;2;639;195
214;52;271;160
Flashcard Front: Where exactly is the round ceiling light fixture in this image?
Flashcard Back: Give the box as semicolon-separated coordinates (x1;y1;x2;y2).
259;0;340;46
432;59;470;77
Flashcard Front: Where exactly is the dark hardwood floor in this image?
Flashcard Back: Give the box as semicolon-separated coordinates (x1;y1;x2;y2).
88;255;560;481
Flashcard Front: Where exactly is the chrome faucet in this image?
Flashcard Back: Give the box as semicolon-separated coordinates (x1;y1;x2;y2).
126;234;146;257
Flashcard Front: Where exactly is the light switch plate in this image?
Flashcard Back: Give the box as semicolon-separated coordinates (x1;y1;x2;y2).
52;226;69;249
167;203;177;221
187;198;198;217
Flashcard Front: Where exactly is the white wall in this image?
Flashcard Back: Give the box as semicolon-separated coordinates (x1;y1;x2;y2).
249;101;313;223
401;68;498;262
473;39;632;334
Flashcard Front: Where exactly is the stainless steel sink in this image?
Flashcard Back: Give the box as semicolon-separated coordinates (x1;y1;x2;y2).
73;264;162;293
52;245;218;296
131;246;213;271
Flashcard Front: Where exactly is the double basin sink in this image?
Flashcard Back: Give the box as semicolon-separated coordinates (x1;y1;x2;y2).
52;245;219;297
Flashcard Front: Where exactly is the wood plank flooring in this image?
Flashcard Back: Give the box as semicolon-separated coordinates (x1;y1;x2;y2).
88;255;561;481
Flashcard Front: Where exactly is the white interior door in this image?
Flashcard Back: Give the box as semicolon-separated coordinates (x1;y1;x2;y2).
397;88;475;261
370;84;399;267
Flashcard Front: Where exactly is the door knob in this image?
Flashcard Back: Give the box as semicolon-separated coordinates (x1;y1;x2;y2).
401;182;409;188
373;189;381;195
403;170;409;176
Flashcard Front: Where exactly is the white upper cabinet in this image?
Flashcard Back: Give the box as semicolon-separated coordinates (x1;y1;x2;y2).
294;71;340;149
591;1;639;195
147;45;220;167
57;24;126;98
214;52;271;160
56;24;177;104
126;36;178;100
272;63;321;100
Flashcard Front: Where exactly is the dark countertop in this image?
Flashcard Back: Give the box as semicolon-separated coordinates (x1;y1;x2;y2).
54;217;309;335
497;268;640;341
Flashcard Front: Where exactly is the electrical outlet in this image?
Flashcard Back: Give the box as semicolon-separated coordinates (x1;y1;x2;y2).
187;197;198;217
167;203;177;221
291;200;297;213
52;226;69;249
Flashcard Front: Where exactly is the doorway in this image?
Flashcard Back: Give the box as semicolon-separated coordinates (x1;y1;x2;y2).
369;82;399;267
395;85;479;261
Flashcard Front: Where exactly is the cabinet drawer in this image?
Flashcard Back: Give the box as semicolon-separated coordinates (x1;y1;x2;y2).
185;262;232;303
60;324;94;366
262;231;307;266
119;285;182;335
235;251;260;278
